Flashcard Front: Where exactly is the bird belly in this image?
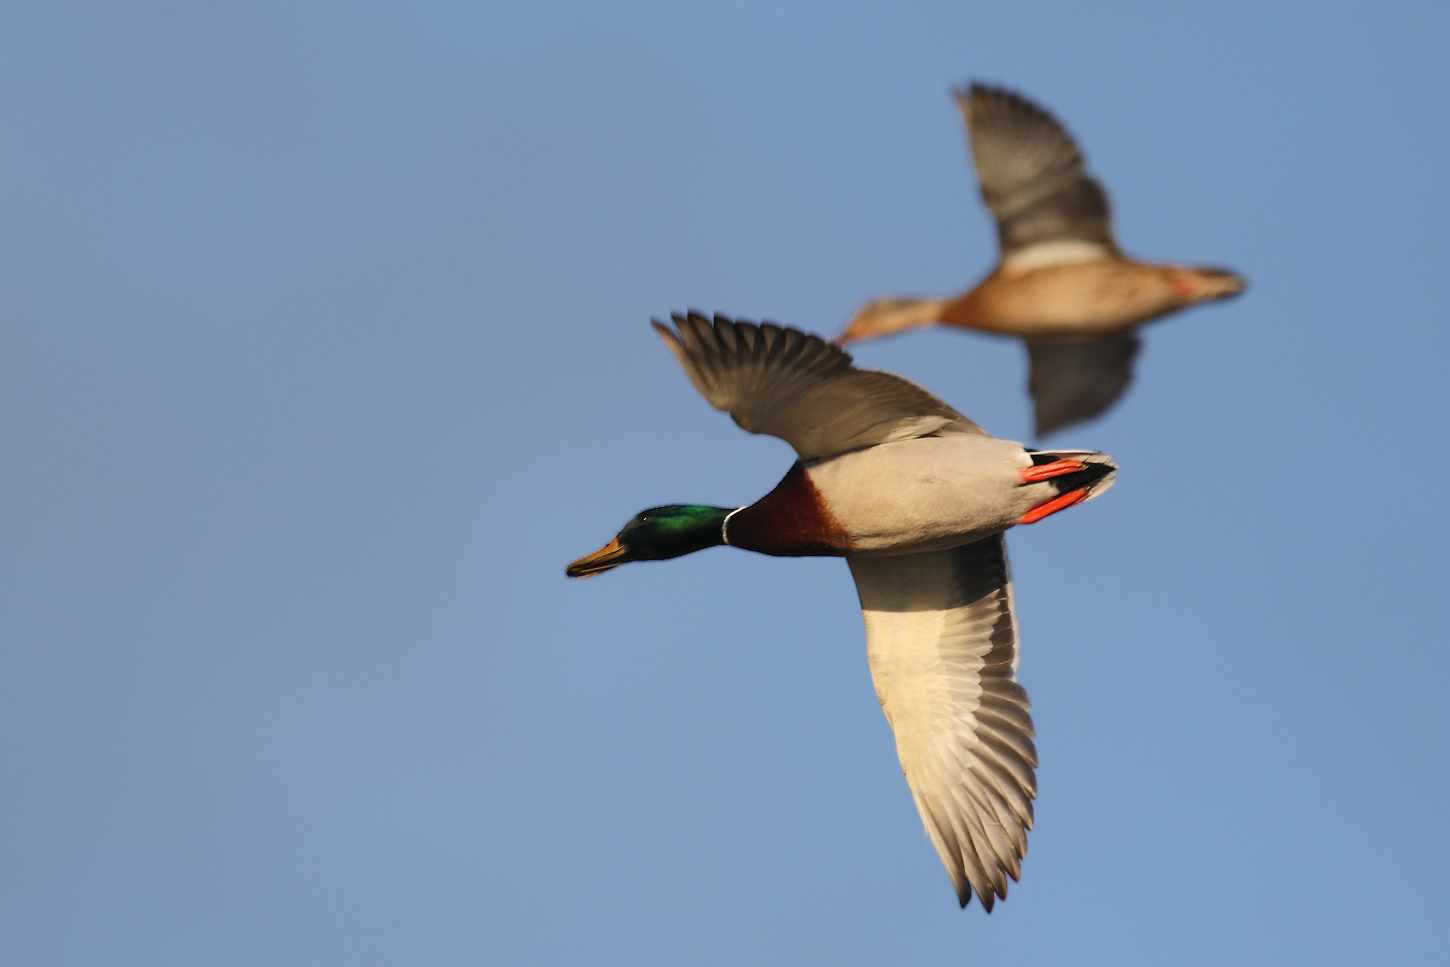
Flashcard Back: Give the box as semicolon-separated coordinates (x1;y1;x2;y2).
807;437;1050;556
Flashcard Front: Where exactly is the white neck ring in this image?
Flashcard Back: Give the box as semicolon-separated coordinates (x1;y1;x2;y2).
721;507;743;546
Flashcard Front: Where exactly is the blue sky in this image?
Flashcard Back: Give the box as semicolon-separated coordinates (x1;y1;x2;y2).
1;2;1447;964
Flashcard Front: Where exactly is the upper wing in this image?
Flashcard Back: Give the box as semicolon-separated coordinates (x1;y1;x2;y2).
653;312;984;460
1026;331;1142;437
848;536;1036;910
956;83;1118;263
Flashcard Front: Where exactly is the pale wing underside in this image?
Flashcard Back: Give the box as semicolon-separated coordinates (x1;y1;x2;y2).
654;312;984;460
849;536;1036;910
957;83;1118;261
1027;331;1142;437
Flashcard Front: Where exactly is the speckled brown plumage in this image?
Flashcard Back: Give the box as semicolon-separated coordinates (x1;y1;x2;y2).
838;83;1246;436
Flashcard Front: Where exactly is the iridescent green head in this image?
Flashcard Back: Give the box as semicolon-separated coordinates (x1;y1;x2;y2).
566;505;733;578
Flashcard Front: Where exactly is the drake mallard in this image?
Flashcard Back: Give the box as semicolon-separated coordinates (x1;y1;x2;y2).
835;83;1246;436
567;312;1117;909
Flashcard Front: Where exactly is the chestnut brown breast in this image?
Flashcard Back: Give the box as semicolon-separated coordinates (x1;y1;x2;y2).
726;462;852;557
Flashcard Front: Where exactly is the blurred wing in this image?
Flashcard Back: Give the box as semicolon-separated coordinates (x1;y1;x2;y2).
1027;331;1142;437
957;83;1118;263
654;312;984;460
849;536;1036;910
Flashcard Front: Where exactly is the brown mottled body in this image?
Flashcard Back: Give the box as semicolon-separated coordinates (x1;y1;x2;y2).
939;259;1228;338
834;83;1246;435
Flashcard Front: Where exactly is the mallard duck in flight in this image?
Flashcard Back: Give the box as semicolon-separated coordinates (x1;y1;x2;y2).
835;83;1245;436
567;311;1117;909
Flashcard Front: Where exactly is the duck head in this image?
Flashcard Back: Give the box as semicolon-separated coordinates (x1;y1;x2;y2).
833;297;951;346
566;505;734;577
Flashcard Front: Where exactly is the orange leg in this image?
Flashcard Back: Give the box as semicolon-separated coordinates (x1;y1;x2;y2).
1019;459;1087;484
1020;488;1089;525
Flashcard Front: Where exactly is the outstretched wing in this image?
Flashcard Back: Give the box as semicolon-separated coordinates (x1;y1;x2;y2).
653;311;984;460
1027;331;1142;437
956;83;1118;264
848;536;1036;910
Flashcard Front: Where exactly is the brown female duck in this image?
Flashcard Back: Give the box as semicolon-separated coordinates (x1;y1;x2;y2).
836;83;1246;436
